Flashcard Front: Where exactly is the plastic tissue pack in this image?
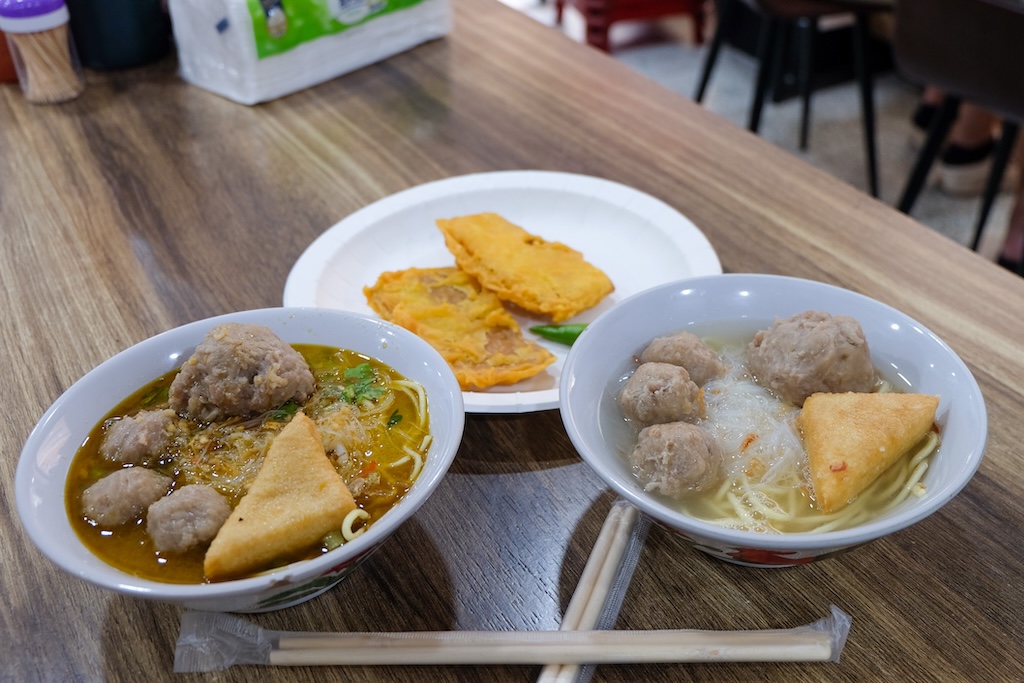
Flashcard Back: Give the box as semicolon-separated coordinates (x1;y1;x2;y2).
168;0;450;104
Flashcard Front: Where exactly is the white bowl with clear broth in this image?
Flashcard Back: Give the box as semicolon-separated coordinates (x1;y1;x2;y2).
16;308;465;611
559;274;986;567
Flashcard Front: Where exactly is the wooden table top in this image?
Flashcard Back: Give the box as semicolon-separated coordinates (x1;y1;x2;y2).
3;0;1023;680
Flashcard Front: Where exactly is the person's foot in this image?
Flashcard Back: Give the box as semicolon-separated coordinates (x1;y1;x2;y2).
935;139;1020;197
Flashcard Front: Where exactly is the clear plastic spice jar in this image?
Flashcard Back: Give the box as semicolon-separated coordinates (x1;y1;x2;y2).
0;0;84;104
0;30;19;82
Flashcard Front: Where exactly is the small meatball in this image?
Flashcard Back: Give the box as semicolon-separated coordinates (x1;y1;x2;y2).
81;467;172;527
630;422;723;497
147;485;232;554
100;409;177;464
619;362;703;426
169;323;315;422
745;310;877;407
640;331;727;386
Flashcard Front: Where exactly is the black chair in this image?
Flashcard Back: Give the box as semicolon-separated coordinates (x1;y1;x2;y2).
893;0;1024;257
694;0;891;197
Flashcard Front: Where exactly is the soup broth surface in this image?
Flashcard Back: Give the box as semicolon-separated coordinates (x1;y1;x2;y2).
614;331;936;534
66;344;430;583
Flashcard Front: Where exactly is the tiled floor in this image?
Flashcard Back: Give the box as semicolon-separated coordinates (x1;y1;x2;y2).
502;0;1015;260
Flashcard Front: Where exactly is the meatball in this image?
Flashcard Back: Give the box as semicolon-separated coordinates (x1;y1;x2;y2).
100;409;177;465
147;485;231;554
169;323;315;421
619;362;703;426
629;422;723;497
745;310;877;407
81;467;172;527
639;331;727;386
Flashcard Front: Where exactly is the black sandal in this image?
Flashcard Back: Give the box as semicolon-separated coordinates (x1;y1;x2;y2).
912;103;938;133
997;254;1024;275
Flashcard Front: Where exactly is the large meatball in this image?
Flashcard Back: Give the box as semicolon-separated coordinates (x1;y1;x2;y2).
169;323;315;422
147;485;231;554
81;467;172;527
619;362;703;426
745;310;877;407
639;331;727;387
629;422;723;497
100;409;177;465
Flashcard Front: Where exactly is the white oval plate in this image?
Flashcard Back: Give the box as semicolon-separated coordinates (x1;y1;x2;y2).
283;171;722;413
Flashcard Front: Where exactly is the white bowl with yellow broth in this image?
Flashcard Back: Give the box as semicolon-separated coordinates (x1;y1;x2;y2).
16;308;465;612
560;274;986;567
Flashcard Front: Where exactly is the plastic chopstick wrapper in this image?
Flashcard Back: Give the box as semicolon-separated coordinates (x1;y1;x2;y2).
540;500;848;682
538;500;649;683
174;501;851;672
174;607;850;671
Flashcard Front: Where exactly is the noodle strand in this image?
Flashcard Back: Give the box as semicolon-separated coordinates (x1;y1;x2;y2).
662;344;942;535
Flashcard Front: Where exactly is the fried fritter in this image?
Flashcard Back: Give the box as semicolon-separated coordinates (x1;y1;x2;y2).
363;267;556;390
204;412;356;581
436;213;614;322
798;392;939;513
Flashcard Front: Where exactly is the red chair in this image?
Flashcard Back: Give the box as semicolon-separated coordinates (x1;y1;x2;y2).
555;0;707;52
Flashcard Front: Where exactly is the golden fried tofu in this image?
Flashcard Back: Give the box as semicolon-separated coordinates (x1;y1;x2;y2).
364;266;556;390
798;392;939;513
204;412;356;581
436;213;614;322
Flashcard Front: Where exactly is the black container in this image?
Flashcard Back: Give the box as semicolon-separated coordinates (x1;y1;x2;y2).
66;0;170;70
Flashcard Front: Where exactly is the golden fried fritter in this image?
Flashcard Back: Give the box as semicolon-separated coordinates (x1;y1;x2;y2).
363;267;556;390
436;213;614;322
204;412;356;581
799;392;939;513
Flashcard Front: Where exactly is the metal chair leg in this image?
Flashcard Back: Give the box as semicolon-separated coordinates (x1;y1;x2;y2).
797;17;815;150
971;122;1020;250
748;15;780;133
852;12;878;197
898;96;962;214
694;0;736;102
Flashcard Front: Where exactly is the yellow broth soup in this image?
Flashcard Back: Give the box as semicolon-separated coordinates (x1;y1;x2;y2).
65;345;430;584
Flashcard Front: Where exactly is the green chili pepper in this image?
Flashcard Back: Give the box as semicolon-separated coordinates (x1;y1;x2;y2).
529;323;588;345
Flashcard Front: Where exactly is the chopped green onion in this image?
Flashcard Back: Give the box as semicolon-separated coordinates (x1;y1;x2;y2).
323;530;344;551
341;363;386;403
268;401;300;421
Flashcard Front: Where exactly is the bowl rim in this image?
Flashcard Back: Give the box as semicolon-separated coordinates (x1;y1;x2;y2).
15;306;465;601
560;273;988;551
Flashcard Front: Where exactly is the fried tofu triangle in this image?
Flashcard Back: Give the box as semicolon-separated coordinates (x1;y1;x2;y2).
364;267;556;390
798;392;939;514
436;213;614;323
204;412;356;581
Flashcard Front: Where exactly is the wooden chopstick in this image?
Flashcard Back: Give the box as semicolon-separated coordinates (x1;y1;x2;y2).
173;503;850;673
269;505;838;668
270;628;836;665
537;502;638;683
173;604;850;671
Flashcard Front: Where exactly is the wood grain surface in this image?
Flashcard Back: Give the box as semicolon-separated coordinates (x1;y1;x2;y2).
2;0;1023;680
